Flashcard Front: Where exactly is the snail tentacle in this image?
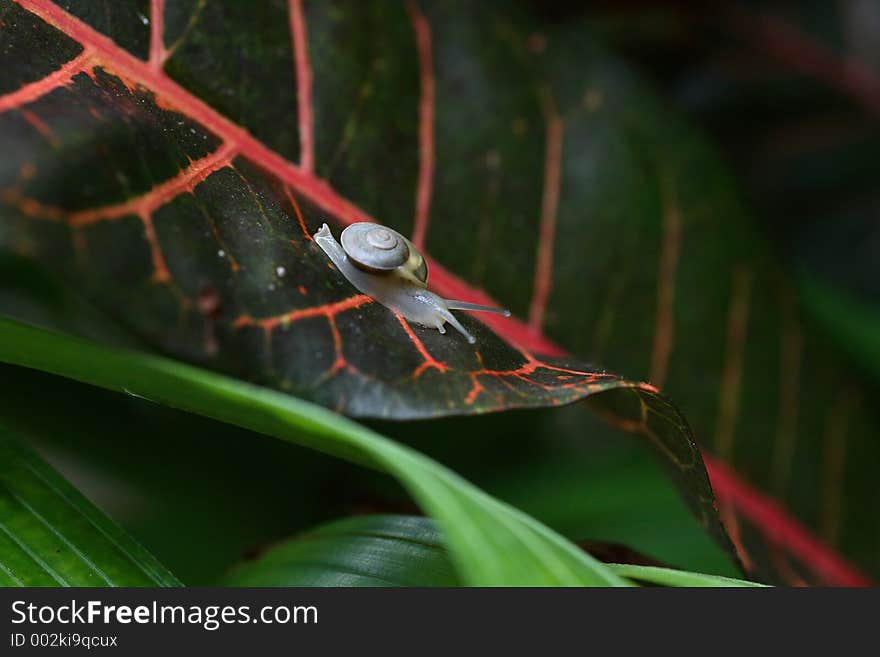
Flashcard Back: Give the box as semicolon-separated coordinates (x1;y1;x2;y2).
445;300;511;317
433;305;476;343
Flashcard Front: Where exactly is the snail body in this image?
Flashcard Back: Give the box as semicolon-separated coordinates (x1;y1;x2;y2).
314;222;509;343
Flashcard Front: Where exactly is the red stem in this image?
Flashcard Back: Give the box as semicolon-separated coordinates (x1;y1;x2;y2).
705;456;871;586
725;4;880;117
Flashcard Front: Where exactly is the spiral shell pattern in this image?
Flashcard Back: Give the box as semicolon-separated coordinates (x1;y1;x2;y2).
340;223;410;272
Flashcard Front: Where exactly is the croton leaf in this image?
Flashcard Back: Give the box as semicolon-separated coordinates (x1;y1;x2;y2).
610;1;880;386
0;0;874;586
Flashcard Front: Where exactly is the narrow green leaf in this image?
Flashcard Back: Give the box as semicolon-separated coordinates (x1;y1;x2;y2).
606;564;766;588
0;317;626;586
0;428;180;587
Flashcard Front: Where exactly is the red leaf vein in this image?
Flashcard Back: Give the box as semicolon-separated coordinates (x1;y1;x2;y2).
406;0;435;251
70;143;238;226
148;0;167;71
232;294;373;331
394;313;450;377
288;0;313;173
0;49;94;112
649;177;682;388
527;91;563;333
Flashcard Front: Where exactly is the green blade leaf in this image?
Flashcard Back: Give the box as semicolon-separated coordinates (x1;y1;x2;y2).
0;427;180;587
606;563;766;588
0;316;628;586
225;515;460;587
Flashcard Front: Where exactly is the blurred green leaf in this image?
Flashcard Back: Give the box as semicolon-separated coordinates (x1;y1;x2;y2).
580;0;880;584
799;273;880;383
0;427;180;586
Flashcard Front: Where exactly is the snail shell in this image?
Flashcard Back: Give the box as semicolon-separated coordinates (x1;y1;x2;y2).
341;223;428;286
314;222;509;343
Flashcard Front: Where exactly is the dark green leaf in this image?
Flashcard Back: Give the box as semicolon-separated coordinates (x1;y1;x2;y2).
226;515;459;587
0;426;180;586
799;273;880;383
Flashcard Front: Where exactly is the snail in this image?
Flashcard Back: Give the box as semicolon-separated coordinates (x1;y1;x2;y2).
314;222;510;343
